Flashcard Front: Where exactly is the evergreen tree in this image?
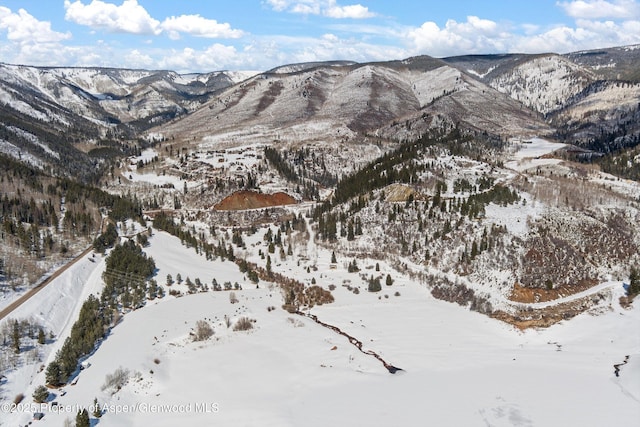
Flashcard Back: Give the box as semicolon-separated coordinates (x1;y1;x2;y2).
628;267;640;297
368;276;382;292
45;360;62;386
75;408;90;427
471;241;479;259
355;217;363;235
386;274;394;286
347;221;355;241
331;251;337;264
93;397;102;418
38;327;46;345
33;385;49;403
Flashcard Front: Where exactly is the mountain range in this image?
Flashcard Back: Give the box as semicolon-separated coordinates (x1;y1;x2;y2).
1;44;639;179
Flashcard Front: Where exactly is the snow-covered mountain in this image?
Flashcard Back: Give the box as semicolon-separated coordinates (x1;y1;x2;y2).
153;56;551;148
1;45;638;177
0;63;257;179
1;45;640;427
0;63;254;130
444;45;640;147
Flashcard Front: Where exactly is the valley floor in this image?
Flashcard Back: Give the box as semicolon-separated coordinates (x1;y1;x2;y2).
1;229;638;427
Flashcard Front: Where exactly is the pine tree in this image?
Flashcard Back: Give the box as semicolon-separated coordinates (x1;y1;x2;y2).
38;328;46;345
471;241;479;259
629;267;640;297
347;221;355;241
386;274;393;286
368;276;382;292
33;385;49;403
76;408;90;427
45;360;62;386
331;251;337;264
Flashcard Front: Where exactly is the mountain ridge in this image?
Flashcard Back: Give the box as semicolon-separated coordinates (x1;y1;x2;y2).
1;44;638;179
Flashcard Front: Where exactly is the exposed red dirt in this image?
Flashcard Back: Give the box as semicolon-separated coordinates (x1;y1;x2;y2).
508;281;597;304
214;190;297;211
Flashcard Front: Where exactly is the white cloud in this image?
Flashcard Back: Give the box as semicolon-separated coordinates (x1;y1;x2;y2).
64;0;161;35
291;2;322;15
125;49;155;69
265;0;375;18
515;19;640;53
407;16;509;57
322;33;339;42
160;15;245;39
158;44;242;72
64;0;244;39
265;0;290;12
405;10;640;58
0;7;72;44
324;3;375;19
557;0;640;19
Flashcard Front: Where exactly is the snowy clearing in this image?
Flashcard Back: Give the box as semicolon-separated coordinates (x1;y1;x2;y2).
0;226;638;427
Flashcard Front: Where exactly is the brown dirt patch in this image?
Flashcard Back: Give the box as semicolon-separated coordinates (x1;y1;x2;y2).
493;290;609;330
508;281;597;304
214;190;297;211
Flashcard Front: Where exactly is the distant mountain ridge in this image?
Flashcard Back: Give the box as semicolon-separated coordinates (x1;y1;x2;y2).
0;64;256;179
1;44;639;179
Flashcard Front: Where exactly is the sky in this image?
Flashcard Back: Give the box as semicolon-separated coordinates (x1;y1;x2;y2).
0;0;639;73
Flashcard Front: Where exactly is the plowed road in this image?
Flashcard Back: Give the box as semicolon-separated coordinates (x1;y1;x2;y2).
0;246;94;321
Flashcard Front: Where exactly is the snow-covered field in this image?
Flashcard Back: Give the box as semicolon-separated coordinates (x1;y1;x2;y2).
1;225;638;427
505;138;566;172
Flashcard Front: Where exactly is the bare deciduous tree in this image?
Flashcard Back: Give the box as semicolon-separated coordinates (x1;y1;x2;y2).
193;320;214;341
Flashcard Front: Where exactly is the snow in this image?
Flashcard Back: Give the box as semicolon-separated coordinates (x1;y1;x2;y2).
133;148;158;164
0;140;46;168
6;126;60;159
0;251;105;411
467;65;496;79
193;144;263;171
409;66;465;107
124;171;187;189
0;87;51;122
505;137;566;171
225;70;261;84
1;224;639;427
490;55;594;115
557;82;640;122
484;194;542;238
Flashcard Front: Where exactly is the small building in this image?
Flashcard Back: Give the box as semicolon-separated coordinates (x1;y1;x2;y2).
33;412;45;420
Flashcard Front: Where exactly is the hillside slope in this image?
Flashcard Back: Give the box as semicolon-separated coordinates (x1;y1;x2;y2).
153;58;550;147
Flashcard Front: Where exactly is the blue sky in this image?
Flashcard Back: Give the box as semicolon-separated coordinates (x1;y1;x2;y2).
1;0;639;72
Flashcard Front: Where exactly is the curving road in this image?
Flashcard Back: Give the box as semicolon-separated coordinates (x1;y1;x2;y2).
510;281;623;310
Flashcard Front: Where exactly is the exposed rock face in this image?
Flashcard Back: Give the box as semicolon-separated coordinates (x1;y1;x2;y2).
214;190;297;210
